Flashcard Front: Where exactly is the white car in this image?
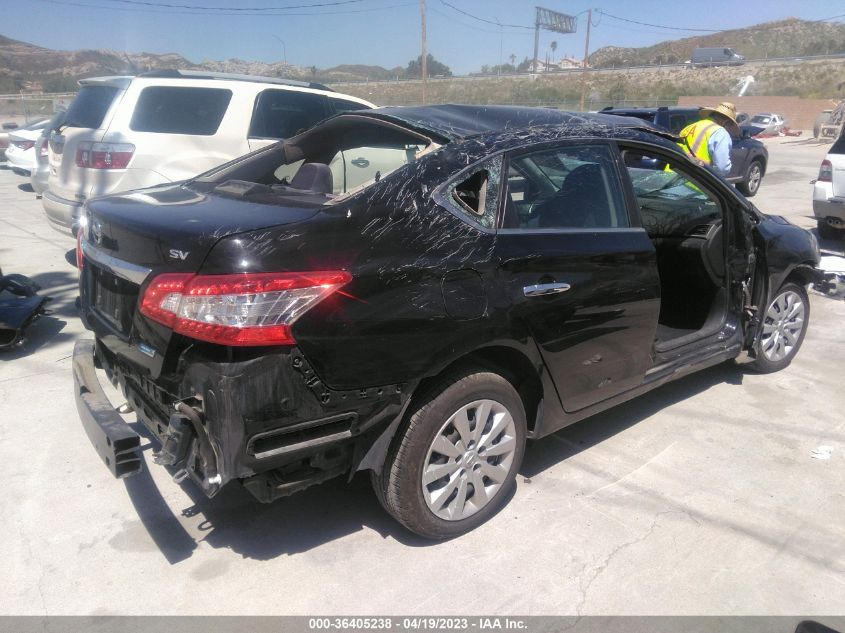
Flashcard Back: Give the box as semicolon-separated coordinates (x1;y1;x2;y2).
748;112;786;136
43;70;374;234
4;119;49;175
813;133;845;239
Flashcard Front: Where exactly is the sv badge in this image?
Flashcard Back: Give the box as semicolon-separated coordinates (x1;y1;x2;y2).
169;249;189;260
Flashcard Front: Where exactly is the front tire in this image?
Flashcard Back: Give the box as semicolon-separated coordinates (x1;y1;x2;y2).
817;219;840;241
737;159;763;197
749;282;810;373
373;368;527;539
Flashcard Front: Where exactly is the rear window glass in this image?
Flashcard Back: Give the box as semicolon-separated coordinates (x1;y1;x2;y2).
249;89;328;139
64;85;120;129
130;86;232;135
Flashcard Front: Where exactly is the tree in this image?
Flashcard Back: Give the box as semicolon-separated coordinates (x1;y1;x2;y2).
550;41;558;58
405;53;452;78
509;53;516;66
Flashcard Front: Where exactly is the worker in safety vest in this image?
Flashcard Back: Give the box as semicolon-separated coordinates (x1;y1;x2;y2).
677;102;741;177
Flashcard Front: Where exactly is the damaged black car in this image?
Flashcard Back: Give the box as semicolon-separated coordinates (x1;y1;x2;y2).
73;105;821;539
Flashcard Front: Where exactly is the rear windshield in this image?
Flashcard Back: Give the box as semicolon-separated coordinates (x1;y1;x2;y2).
130;86;232;135
63;85;120;129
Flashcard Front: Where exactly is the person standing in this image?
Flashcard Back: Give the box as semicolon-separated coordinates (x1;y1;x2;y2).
678;102;741;176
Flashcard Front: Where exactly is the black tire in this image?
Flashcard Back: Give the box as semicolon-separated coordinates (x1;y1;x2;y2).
737;159;763;197
372;367;527;539
817;219;840;241
748;282;810;374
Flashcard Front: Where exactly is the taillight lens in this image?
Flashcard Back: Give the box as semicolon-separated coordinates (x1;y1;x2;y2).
75;141;135;169
819;159;833;183
140;271;352;346
38;137;49;159
12;139;35;151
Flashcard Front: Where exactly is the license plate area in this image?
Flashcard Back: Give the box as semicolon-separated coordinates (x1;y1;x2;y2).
92;266;138;335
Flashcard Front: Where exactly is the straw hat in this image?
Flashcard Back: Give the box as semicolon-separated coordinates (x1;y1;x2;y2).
700;102;740;136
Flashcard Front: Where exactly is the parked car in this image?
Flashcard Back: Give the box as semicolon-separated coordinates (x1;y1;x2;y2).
44;70;374;235
813;131;845;239
4;118;49;175
31;109;66;197
73;105;820;538
691;47;744;67
746;113;786;136
600;106;768;196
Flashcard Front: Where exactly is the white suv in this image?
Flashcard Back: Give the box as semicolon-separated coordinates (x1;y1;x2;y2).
813;133;845;240
42;70;373;234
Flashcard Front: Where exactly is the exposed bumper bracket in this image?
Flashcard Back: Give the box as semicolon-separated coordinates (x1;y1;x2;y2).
73;338;143;478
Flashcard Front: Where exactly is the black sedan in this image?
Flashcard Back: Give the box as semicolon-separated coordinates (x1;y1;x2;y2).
73;105;820;538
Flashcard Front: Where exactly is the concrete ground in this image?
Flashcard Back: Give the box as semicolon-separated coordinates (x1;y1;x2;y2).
1;136;844;616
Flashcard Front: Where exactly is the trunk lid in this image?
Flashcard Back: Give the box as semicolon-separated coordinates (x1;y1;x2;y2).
83;181;324;271
81;182;326;376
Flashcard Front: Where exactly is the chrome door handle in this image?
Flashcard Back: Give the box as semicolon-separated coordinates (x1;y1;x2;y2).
523;282;571;297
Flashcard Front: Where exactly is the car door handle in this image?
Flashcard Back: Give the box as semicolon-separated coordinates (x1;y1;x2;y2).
523;282;571;297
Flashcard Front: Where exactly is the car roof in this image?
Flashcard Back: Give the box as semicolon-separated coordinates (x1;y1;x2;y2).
77;70;353;97
350;104;676;143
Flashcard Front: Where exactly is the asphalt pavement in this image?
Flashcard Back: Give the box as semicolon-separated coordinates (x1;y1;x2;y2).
1;136;844;615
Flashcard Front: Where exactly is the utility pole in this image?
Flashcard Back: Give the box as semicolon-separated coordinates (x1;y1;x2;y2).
532;12;540;73
420;0;428;104
579;8;592;112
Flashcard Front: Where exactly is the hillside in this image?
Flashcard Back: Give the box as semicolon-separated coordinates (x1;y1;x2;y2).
332;59;845;109
590;18;845;67
0;34;400;92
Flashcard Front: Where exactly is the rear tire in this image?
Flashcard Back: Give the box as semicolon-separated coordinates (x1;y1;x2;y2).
737;159;763;197
817;220;840;241
372;367;526;539
749;282;809;374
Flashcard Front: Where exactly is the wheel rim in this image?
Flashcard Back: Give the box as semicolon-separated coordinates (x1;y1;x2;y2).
760;290;805;362
421;399;517;521
748;164;761;193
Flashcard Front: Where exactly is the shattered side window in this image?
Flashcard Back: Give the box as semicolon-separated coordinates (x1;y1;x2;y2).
444;155;503;230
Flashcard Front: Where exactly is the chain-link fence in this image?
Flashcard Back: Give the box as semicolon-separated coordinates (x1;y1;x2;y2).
0;94;76;124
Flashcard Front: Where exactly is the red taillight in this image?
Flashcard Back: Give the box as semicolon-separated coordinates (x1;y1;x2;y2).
140;271;352;347
12;140;35;151
75;141;135;169
819;159;833;183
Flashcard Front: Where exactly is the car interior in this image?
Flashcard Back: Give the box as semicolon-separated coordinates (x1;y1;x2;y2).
622;149;728;350
490;144;729;351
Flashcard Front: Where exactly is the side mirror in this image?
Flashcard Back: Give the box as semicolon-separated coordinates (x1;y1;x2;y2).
741;129;752;139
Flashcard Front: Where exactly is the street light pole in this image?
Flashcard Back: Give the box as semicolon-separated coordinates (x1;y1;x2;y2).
420;0;428;104
271;35;287;66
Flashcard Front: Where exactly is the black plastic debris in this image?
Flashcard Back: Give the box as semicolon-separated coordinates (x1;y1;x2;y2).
0;268;51;350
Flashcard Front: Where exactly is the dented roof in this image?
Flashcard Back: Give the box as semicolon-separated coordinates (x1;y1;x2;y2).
352;104;674;143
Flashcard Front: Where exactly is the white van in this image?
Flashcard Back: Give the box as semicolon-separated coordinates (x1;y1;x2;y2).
43;70;374;234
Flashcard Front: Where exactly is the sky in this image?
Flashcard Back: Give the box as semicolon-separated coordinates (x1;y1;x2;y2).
1;0;843;75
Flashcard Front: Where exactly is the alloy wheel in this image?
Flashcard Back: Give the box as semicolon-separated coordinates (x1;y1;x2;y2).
421;399;517;521
747;163;762;194
760;290;806;362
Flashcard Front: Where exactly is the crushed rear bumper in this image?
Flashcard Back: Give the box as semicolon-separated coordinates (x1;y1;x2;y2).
73;338;143;478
